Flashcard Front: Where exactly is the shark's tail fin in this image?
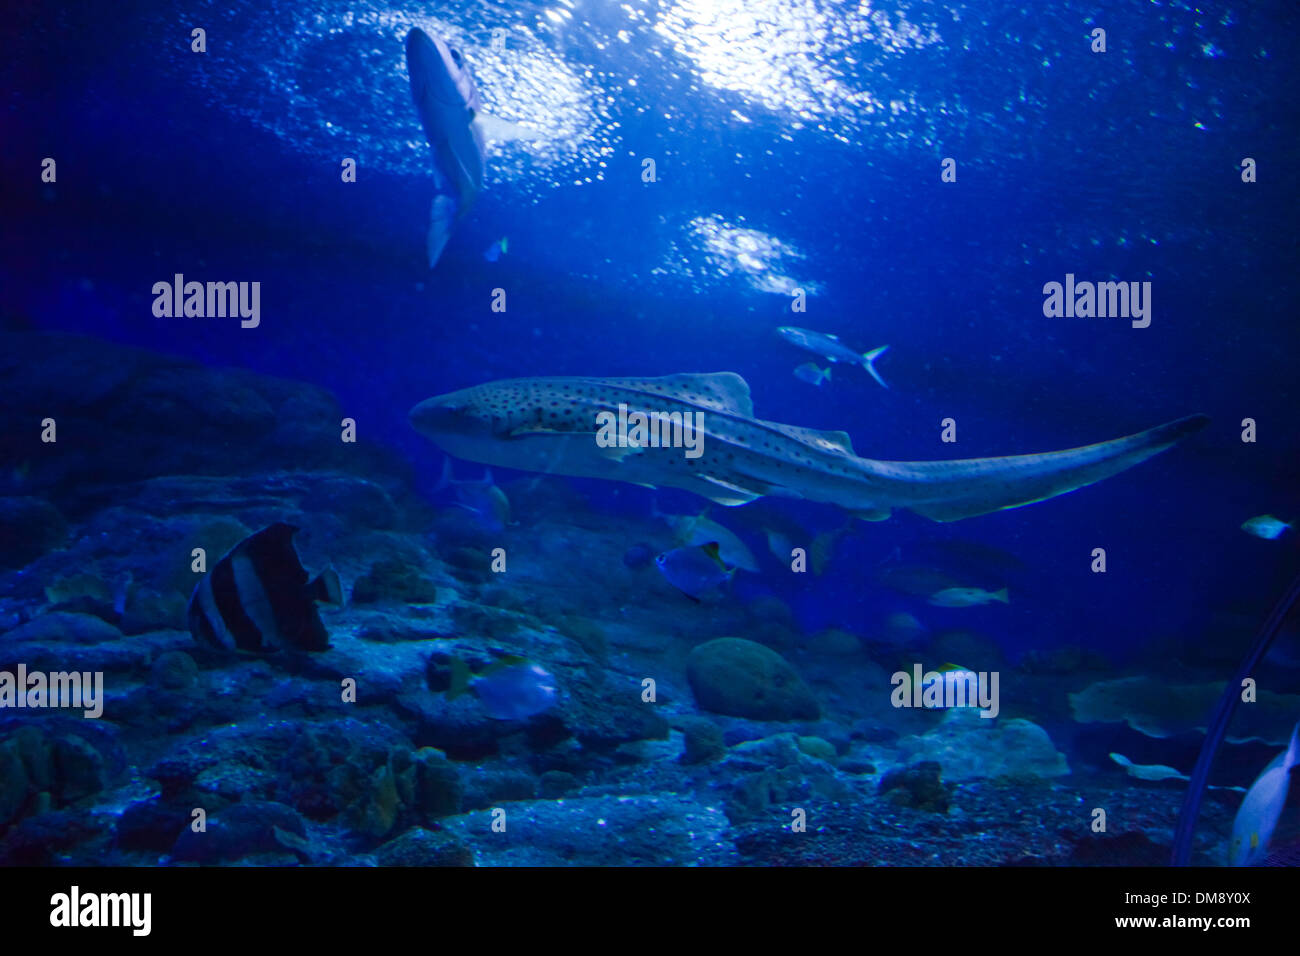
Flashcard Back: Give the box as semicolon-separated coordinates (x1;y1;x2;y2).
863;345;890;389
427;194;458;268
871;414;1209;522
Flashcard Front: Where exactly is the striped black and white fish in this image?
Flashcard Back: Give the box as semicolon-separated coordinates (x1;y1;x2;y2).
187;523;342;653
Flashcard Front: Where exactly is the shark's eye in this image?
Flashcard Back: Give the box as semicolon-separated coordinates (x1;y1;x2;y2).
450;47;463;66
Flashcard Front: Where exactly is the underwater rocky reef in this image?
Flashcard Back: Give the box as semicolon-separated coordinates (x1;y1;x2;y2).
4;329;1285;867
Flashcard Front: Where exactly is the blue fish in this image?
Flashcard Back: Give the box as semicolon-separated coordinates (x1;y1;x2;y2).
452;656;558;721
1229;721;1300;865
793;362;831;386
484;236;508;262
654;542;735;602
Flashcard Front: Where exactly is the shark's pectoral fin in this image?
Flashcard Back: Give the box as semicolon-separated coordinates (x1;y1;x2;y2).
852;507;893;522
473;112;543;143
698;475;763;506
596;442;647;462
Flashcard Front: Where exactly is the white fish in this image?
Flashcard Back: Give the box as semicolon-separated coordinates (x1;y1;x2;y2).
1229;721;1300;865
778;327;890;389
405;30;535;268
928;586;1009;607
1241;515;1292;540
410;373;1207;523
658;508;759;572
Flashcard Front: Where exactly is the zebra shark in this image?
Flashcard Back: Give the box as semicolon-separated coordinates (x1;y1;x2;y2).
409;372;1206;522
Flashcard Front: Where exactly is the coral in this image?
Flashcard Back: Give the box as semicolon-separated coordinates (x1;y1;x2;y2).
686;638;820;721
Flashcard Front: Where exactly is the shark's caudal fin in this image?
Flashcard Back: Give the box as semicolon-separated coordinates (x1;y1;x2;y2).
863;346;889;389
879;414;1209;522
428;194;458;268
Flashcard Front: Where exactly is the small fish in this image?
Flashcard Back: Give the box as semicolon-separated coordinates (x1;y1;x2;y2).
437;457;511;531
765;528;794;562
928;586;1009;607
187;523;342;653
623;542;655;569
793;362;831;386
1109;752;1189;782
1242;515;1292;540
655;542;735;602
451;655;558;721
777;326;890;389
658;507;759;572
1229;721;1300;865
484;236;508;262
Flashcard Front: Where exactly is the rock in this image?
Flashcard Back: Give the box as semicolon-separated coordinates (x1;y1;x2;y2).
410;748;462;820
116;798;193;853
538;770;579;798
375;827;473;866
350;762;401;841
3;611;123;645
894;709;1070;781
170;800;307;864
678;717;726;765
301;477;399;530
462;769;538;810
440;794;737;866
686;638;820;721
120;587;188;634
796;736;838;761
0;740;30;824
150;651;199;690
52;735;107;802
352;557;438;604
879;761;950;813
0;496;68;569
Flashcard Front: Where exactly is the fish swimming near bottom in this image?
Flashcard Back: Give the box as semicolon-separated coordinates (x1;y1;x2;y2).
436;457;511;530
1229;721;1300;865
187;523;342;653
410;372;1207;523
655;542;735;601
450;655;558;721
929;586;1009;607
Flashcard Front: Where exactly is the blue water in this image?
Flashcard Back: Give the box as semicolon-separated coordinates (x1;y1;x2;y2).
2;0;1298;866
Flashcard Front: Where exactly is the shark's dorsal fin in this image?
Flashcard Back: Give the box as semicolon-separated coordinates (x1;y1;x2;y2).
610;373;754;417
770;423;857;456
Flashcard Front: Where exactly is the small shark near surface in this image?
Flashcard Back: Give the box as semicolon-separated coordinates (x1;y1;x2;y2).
405;28;485;268
410;372;1207;522
405;29;534;268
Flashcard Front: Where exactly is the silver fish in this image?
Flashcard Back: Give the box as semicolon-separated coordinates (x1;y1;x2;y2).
406;28;487;268
778;326;889;388
409;372;1207;523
